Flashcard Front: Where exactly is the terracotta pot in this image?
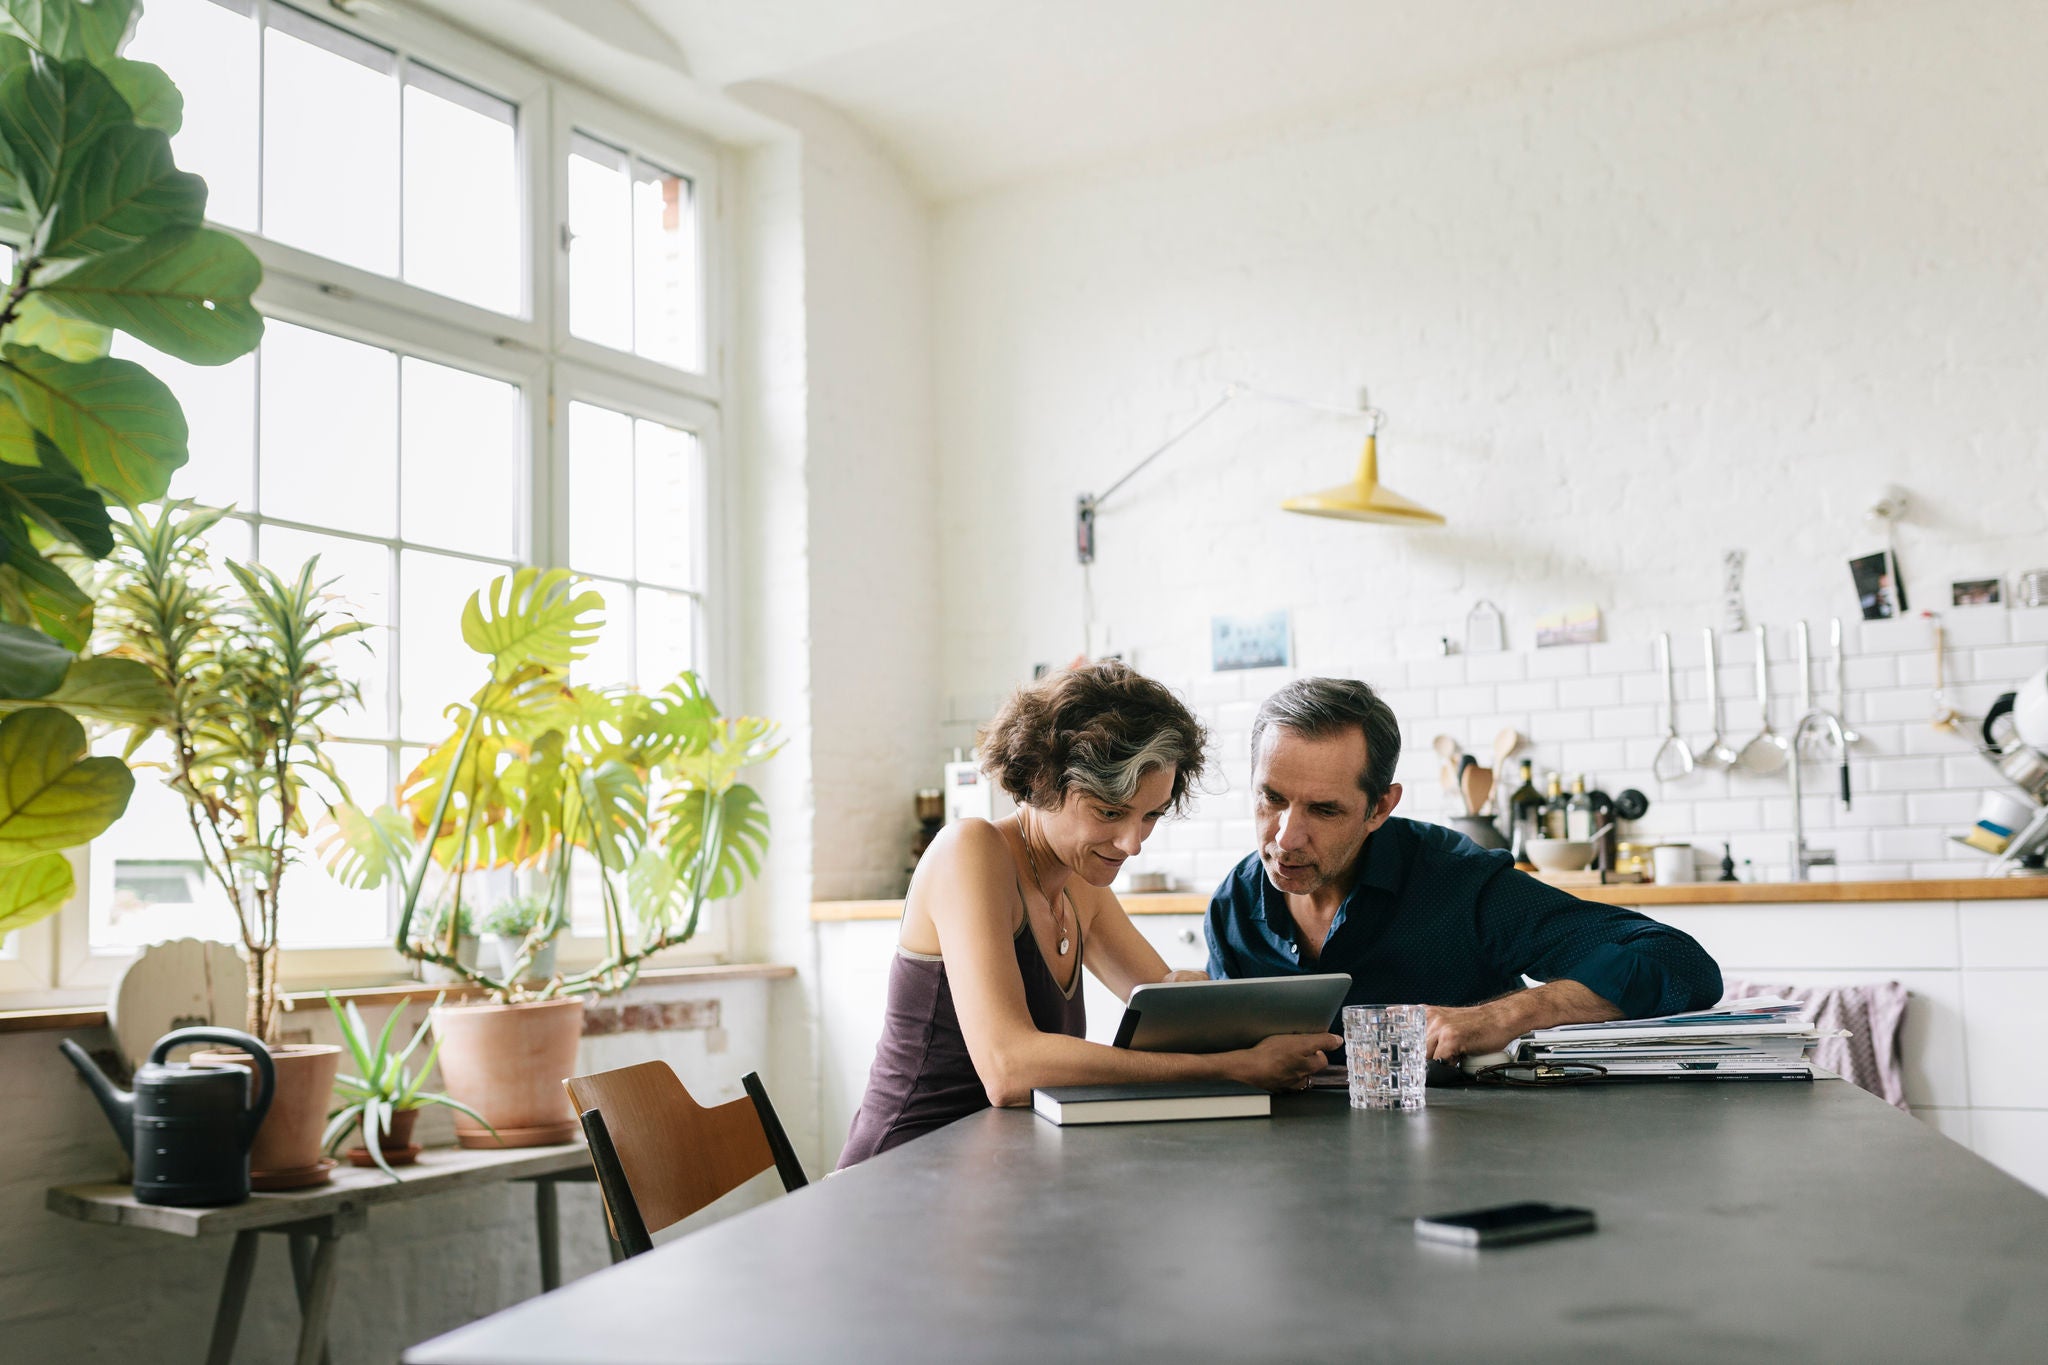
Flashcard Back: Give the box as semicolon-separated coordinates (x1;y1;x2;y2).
191;1043;342;1190
429;997;585;1148
346;1105;421;1167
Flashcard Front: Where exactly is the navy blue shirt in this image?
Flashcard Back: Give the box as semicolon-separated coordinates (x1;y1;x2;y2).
1205;817;1722;1018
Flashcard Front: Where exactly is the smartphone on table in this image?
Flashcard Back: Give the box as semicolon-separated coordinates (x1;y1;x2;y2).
1413;1201;1597;1248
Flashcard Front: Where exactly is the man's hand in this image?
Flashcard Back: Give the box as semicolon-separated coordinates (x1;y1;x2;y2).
1162;969;1208;983
1425;980;1623;1061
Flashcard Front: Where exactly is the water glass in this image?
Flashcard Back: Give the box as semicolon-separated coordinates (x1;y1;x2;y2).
1343;1004;1427;1112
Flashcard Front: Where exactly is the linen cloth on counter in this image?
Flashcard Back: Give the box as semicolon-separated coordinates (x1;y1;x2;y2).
1723;978;1910;1110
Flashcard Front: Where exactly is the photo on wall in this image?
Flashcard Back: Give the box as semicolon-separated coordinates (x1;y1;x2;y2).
1951;577;2004;608
1211;610;1291;672
1849;550;1908;620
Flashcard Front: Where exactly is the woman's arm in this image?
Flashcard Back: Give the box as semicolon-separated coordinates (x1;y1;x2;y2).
1075;884;1204;998
929;823;1335;1106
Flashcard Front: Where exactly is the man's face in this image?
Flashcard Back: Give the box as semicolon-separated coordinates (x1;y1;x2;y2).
1252;725;1401;898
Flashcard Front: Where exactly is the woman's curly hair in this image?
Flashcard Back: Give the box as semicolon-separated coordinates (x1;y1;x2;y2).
978;660;1208;814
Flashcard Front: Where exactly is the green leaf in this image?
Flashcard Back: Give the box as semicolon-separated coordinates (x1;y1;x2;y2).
0;847;71;933
461;568;605;682
7;292;111;361
315;803;415;891
0;654;168;730
0;705;132;864
40;123;204;257
2;344;186;500
0;618;68;697
0;0;137;64
0;542;90;648
567;760;645;873
99;57;178;135
0;433;113;555
661;782;769;903
0;57;129;218
0;387;41;466
36;227;262;364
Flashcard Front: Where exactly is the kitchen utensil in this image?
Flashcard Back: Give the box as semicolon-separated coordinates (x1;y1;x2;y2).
2018;570;2048;610
2014;666;2048;751
1588;822;1615;845
1975;788;2040;836
1736;626;1790;774
1461;764;1493;820
59;1027;275;1206
1651;632;1695;781
1794;621;1827;754
1456;754;1479;815
1447;815;1509;851
1523;838;1594;872
1696;628;1739;769
1490;726;1522;774
1831;618;1862;745
1612;788;1650;821
1928;613;1961;732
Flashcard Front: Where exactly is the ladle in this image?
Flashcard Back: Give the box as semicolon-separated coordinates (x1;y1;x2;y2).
1650;632;1696;782
1736;625;1791;774
1696;628;1739;768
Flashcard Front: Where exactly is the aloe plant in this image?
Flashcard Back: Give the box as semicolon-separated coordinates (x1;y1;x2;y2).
321;991;493;1181
0;0;263;931
319;567;777;1001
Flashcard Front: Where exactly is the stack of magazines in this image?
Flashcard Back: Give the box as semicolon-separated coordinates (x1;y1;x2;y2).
1514;999;1841;1082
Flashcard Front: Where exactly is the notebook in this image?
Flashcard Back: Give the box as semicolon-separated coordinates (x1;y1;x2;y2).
1031;1080;1271;1126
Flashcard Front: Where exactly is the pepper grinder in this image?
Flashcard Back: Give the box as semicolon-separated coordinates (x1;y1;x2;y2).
1719;842;1738;883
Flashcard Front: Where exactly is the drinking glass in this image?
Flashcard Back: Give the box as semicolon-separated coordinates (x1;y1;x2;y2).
1343;1004;1428;1112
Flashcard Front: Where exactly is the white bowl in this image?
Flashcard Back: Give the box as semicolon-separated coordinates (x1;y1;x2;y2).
1524;838;1594;872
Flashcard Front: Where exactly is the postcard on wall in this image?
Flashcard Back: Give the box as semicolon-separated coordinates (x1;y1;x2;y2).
1212;610;1291;672
1533;604;1602;649
1849;550;1908;620
1951;577;2004;608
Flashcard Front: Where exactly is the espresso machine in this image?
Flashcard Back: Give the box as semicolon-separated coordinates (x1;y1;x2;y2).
1978;667;2048;874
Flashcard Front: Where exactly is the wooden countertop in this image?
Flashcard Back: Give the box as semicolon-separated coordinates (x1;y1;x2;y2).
812;877;2048;922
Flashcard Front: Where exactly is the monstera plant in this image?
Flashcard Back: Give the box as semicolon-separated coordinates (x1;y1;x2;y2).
0;0;263;935
320;568;779;1002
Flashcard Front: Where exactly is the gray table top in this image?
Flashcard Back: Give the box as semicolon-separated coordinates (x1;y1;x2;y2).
48;1142;590;1237
406;1081;2048;1364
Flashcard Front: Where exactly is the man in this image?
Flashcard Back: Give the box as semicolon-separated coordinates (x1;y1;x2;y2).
1205;677;1722;1061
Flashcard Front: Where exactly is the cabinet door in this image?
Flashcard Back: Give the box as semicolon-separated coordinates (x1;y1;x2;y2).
1082;915;1208;1044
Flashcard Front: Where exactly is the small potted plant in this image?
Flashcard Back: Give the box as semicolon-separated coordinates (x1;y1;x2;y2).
415;897;479;984
321;993;492;1179
480;894;560;985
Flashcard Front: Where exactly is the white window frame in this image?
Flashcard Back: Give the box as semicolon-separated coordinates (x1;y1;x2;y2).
3;0;737;1007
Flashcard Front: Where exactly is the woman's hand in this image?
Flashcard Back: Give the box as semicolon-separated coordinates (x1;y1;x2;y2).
1225;1032;1342;1091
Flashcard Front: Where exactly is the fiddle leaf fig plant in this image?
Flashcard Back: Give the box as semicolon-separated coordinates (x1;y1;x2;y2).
0;0;263;934
319;568;779;1002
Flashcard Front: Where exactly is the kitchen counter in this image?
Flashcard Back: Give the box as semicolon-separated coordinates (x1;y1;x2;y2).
810;876;2048;921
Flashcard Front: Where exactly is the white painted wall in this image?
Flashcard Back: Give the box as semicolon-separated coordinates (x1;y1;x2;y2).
927;0;2048;884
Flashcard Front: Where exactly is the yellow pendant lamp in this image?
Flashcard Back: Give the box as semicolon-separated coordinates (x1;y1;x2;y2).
1281;403;1445;527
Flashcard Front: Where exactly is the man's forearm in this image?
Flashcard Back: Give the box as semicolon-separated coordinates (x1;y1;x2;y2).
1426;979;1624;1059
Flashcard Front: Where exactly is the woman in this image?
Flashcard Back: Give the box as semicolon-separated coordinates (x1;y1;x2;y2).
839;661;1340;1167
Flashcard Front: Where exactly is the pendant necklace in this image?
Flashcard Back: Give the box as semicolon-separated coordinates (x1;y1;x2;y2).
1019;817;1072;957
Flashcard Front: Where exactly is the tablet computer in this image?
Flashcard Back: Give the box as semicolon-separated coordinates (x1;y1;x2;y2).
1112;974;1352;1053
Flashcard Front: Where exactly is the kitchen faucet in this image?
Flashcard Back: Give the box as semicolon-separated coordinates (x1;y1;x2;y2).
1787;709;1852;881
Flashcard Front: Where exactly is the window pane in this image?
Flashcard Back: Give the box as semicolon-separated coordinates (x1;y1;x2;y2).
573;577;632;684
399;550;503;741
91;737;237;950
401;358;520;559
636;587;695;686
280;740;390;947
567;401;633;578
258;526;391;739
127;0;259;231
403;67;519;314
633;418;697;589
113;335;255;512
259;322;397;536
633;159;699;370
263;9;400;274
568;135;632;352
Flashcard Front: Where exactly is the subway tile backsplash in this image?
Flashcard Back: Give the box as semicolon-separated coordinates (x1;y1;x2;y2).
1115;609;2048;891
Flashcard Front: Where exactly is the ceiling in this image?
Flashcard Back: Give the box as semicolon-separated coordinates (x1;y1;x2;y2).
431;0;1825;200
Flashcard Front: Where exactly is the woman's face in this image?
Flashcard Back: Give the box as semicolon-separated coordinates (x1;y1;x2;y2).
1039;763;1179;886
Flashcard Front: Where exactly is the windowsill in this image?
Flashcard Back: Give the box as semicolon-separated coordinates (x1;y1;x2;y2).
0;962;797;1034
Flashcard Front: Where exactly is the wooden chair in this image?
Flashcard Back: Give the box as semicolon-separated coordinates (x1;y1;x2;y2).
565;1062;808;1258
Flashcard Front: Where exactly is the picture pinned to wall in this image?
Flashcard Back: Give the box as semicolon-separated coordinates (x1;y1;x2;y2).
1533;604;1602;649
1951;578;2004;609
1849;550;1908;620
1211;610;1291;673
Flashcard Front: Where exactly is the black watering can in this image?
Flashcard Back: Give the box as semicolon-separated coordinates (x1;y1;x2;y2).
61;1027;275;1207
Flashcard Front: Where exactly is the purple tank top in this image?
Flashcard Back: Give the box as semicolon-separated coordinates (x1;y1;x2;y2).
838;907;1086;1168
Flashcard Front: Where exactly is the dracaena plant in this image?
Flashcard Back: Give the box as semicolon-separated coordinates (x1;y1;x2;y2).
94;501;364;1041
318;567;778;1003
0;0;263;933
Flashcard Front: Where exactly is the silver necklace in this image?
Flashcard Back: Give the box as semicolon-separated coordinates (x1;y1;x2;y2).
1018;818;1072;957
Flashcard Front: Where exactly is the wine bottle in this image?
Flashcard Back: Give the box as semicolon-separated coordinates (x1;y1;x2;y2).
1541;773;1567;839
1566;774;1597;841
1506;760;1542;859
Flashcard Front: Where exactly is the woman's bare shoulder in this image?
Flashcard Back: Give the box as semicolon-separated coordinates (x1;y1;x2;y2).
906;820;1019;922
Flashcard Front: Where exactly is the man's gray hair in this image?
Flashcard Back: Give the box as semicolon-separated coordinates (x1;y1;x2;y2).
1250;677;1402;806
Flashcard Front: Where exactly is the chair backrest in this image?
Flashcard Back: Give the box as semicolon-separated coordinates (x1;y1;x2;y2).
565;1061;807;1253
